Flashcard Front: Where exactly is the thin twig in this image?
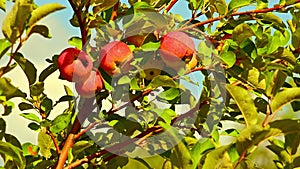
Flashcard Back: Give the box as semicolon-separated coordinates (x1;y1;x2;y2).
165;0;178;12
181;1;300;30
46;129;61;154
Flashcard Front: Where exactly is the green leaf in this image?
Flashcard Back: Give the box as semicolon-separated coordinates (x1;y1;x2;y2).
5;133;22;148
141;41;160;51
50;114;71;133
158;88;180;100
2;1;33;42
236;125;281;155
117;75;131;85
269;48;297;65
39;63;57;82
72;140;93;157
215;0;227;15
294;156;300;167
271;88;300;113
232;23;255;44
18;102;34;111
190;138;215;166
91;0;119;12
14;53;37;85
148;75;177;89
22;142;39;156
269;119;300;135
20;113;40;123
262;13;285;28
267;30;290;54
170;139;194;169
40;97;53;116
0;77;26;100
27;25;52;38
2;101;14;116
28;122;40;131
30;82;44;97
68;37;82;50
0;63;17;76
228;0;254;12
0;0;5;12
226;84;258;126
267;145;290;163
37;129;55;158
0;140;25;169
220;51;236;68
285;133;300;155
0;118;6;140
266;70;287;98
0;39;11;60
28;3;65;26
202;145;231;169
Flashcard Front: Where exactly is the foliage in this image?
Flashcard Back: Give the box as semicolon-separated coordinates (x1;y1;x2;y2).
1;0;300;168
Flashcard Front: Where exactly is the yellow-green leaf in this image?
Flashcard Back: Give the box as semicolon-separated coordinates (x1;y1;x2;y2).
28;3;65;26
271;88;300;113
226;84;258;126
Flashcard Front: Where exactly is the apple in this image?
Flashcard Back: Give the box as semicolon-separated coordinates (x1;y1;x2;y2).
75;70;104;98
57;48;93;82
159;31;196;70
99;41;133;76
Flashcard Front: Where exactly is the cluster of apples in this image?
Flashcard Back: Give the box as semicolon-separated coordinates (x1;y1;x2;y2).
57;31;197;98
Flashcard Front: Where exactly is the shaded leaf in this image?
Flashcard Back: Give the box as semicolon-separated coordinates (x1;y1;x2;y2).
271;88;300;113
28;3;65;26
232;23;255;44
267;144;290;163
28;25;51;38
72;140;93;157
236;125;281;155
0;77;26;100
226;84;258;126
39;63;57;82
285;133;300;155
0;140;25;169
91;0;119;12
266;70;287;98
30;82;44;97
14;53;37;85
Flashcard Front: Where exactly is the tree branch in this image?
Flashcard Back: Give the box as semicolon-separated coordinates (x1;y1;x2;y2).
68;0;88;46
165;0;178;12
182;1;300;30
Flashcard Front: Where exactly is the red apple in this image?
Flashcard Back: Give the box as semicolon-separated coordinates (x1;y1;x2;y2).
159;31;196;70
99;41;133;76
57;48;93;82
75;70;104;98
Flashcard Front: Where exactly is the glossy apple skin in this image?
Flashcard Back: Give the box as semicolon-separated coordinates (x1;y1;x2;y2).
159;31;195;59
75;70;104;98
159;31;196;70
57;48;93;82
99;41;133;76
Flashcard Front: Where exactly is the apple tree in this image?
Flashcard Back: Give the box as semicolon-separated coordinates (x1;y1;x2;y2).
1;0;300;168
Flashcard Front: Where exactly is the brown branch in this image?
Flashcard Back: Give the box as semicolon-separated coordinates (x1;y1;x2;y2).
182;0;300;30
165;0;178;12
74;121;98;140
46;128;61;154
262;103;271;127
68;0;88;46
110;1;119;21
55;98;95;169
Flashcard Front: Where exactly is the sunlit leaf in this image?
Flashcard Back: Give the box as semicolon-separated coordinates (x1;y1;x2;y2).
202;145;232;169
20;113;40;123
50;114;71;133
37;129;55;158
28;3;65;26
228;0;254;12
0;39;11;60
226;84;258;126
271;88;300;113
